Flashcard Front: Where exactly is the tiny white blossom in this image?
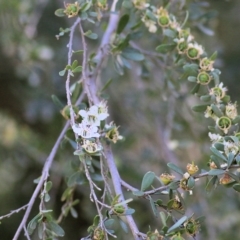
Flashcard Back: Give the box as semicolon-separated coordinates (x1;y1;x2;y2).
223;141;239;155
72;122;100;138
208;132;222;143
225;103;238;119
183;172;190;179
79;105;109;126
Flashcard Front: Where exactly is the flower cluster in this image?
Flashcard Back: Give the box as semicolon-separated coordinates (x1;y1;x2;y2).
72;101;123;154
72;101;109;154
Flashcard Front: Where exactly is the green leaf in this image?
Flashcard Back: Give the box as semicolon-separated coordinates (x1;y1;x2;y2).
119;219;128;233
211;70;220;85
183;63;199;76
205;175;218;192
45;181;52;192
84;30;98;39
167;215;188;233
72;60;78;69
100;78;112;93
233;183;240;192
190;83;200;94
213;143;224;152
236;155;240;164
70;207;78;218
163;29;177;38
210;155;221;168
141;171;155;191
132;190;144;196
48;222;65;237
27;214;41;235
51;95;65;109
232;115;240;124
81;1;92;12
200;95;211;102
44;193;51;203
124;208;135;215
210;147;227;162
192;104;209;112
59;69;66;76
122;0;133;8
122;48;144;61
149;196;158;217
187;76;197;82
55;9;65;17
37;222;43;239
104;219;115;229
209;51;218;61
73;49;84;54
208;169;225;176
187;176;195;189
168;181;179;190
211;104;223;117
167;163;184;175
67;172;85;187
156;43;176;54
117;14;129;34
227;152;235;168
72;66;82;73
227;172;239;182
160;211;167;226
90;173;103;182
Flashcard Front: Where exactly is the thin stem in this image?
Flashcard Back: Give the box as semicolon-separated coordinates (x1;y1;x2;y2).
66;18;81;126
13;121;70;240
104;144;142;240
0;204;28;221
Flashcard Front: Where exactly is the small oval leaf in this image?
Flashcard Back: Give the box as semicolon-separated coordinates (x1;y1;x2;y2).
141;171;155;191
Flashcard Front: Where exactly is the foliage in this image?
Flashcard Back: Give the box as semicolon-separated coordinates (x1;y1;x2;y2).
1;0;240;240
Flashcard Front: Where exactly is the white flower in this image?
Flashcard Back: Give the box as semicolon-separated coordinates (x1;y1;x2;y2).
79;105;109;127
223;141;239;155
225;103;238;119
183;172;190;179
208;132;222;143
72;122;100;138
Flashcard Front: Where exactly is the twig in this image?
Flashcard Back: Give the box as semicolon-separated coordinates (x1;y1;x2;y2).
79;22;93;105
23;225;31;240
83;160;110;239
13;121;70;240
0;204;28;221
104;144;142;240
66;18;81;126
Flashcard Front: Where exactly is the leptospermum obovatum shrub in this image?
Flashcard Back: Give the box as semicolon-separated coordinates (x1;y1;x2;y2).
4;1;240;240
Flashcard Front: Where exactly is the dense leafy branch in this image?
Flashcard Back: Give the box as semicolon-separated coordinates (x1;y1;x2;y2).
3;1;240;240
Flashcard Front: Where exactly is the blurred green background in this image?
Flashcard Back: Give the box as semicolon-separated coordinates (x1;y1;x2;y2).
1;0;240;239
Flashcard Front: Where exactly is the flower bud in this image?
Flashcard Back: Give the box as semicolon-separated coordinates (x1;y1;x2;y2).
113;205;125;214
147;230;163;240
64;2;80;18
186;163;199;175
186;43;204;60
184;218;200;236
225;103;238;119
209;161;217;169
199;57;214;71
159;173;175;185
93;227;105;240
217;116;232;134
197;71;212;85
157;7;170;28
220;173;233;185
